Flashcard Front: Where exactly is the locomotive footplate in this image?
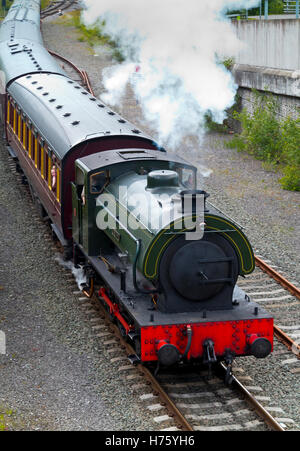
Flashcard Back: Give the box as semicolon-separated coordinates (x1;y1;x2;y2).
89;254;273;363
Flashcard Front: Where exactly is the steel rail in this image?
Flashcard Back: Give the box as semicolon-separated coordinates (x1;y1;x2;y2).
220;363;285;431
41;0;75;19
255;255;300;300
98;299;194;432
9;152;284;433
99;293;284;432
29;5;298;432
81;70;96;97
48;49;84;79
274;325;300;356
41;1;66;18
47;50;95;95
42;13;298;426
134;362;194;432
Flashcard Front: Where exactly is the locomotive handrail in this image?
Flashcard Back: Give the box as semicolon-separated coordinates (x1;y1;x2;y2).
182;325;192;359
97;198;157;294
163;228;237;235
96;198;141;244
133;240;158;295
207;201;246;230
105;191;154;235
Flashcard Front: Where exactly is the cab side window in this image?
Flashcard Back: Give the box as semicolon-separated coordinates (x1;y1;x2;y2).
76;167;85;205
180;168;196;190
90;171;108;194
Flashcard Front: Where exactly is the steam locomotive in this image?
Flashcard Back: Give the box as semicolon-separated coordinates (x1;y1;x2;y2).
0;0;273;372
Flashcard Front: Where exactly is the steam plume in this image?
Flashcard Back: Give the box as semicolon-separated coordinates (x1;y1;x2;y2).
55;255;87;291
82;0;259;148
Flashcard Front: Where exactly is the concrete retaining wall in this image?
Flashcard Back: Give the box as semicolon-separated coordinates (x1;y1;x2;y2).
229;64;300;130
232;19;300;71
232;64;300;98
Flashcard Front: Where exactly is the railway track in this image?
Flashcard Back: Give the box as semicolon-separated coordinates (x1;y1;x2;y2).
49;49;95;95
41;0;78;20
56;268;294;431
238;255;300;373
3;10;298;432
43;32;300;431
6;100;299;432
254;256;300;356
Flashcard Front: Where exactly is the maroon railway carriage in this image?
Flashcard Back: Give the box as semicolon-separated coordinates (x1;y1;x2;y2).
4;72;160;250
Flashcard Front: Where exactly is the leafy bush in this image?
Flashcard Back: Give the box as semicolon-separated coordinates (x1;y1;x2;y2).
227;90;300;191
279;116;300;190
229;0;284;16
71;13;124;62
41;0;52;9
228;91;282;161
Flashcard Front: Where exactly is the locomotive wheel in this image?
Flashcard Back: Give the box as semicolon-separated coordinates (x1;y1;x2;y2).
117;319;127;338
101;299;116;324
29;183;46;220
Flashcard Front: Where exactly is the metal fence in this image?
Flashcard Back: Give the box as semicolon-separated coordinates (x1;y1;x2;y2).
228;0;300;20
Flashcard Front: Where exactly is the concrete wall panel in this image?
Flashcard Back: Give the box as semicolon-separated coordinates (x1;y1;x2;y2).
233;19;300;71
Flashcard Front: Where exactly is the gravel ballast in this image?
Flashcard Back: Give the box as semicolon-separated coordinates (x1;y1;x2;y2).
0;146;160;430
0;17;299;430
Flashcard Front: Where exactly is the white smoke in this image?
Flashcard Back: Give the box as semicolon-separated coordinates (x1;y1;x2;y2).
55;255;87;291
82;0;259;148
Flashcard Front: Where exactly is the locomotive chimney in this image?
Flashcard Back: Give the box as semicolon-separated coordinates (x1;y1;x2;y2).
180;189;209;213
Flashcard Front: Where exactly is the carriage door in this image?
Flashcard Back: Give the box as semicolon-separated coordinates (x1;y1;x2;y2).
72;166;85;245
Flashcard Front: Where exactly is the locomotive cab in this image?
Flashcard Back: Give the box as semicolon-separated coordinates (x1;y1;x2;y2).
71;148;256;312
71;161;111;255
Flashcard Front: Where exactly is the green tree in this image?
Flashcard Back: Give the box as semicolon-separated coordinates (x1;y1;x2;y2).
228;0;284;16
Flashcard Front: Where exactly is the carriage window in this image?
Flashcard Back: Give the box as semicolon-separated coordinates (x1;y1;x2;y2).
56;167;61;203
90;171;107;194
41;146;45;178
48;154;52;189
45;150;49;182
32;136;36;163
37;142;42;170
35;140;39;168
17;114;21;141
28;129;32;156
10;102;13;127
13;108;17;133
7;100;12;126
51;163;57;191
23;121;27;150
48;159;61;203
26;126;29;151
20;117;23;142
76;167;85;204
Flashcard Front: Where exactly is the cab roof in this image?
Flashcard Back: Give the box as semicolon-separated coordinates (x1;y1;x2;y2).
77;148;195;174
